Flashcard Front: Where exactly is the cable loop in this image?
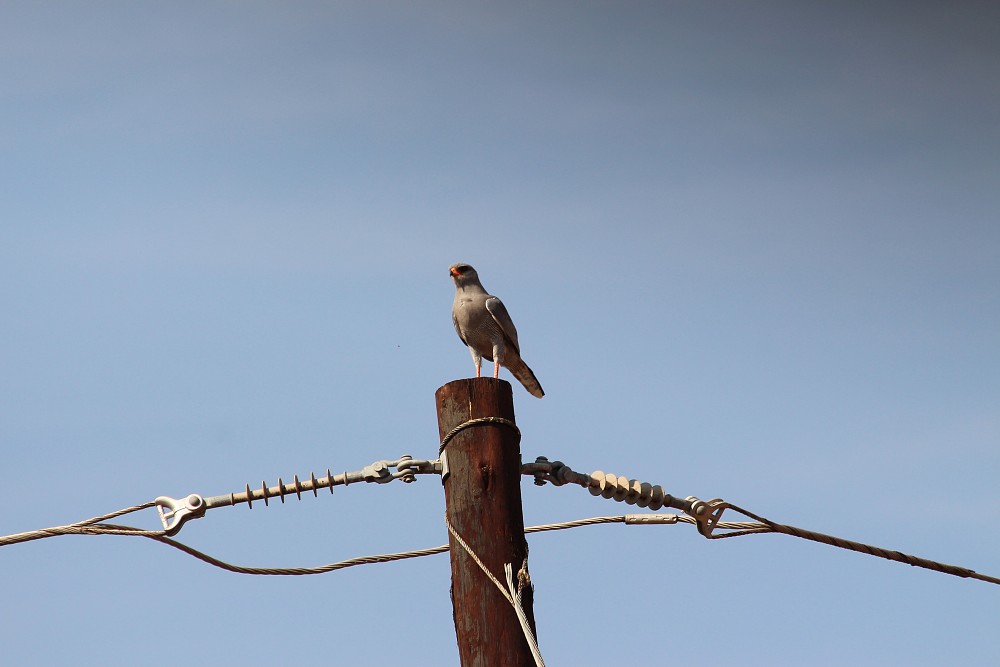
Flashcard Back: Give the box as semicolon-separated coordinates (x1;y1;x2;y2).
439;417;521;456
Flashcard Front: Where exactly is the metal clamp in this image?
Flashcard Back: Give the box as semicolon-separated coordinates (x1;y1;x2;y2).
686;497;730;537
395;455;440;482
523;456;574;486
362;456;441;484
155;494;207;536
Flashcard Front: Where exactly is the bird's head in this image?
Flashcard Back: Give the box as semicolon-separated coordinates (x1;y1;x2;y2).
449;262;480;287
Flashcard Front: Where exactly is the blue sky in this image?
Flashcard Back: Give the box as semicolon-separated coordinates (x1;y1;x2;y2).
2;2;999;665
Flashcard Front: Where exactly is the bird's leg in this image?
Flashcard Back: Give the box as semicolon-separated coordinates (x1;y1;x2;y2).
470;348;483;378
492;342;503;379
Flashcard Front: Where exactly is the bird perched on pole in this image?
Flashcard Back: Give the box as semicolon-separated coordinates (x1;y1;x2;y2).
449;262;544;398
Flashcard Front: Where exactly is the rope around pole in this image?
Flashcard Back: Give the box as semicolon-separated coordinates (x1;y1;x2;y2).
438;417;521;456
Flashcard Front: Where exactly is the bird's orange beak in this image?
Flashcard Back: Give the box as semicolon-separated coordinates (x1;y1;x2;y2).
449;266;461;277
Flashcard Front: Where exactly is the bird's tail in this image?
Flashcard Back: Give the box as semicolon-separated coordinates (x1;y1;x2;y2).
505;356;544;398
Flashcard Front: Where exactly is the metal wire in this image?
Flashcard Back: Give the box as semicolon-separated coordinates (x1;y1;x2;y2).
0;507;684;575
144;534;451;576
445;513;545;667
530;459;1000;587
6;500;997;587
4;454;997;588
718;503;1000;586
0;502;157;547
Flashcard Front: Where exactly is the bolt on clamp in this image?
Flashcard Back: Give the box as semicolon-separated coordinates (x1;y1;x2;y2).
363;456;442;483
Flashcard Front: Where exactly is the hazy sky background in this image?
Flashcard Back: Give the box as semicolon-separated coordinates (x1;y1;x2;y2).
2;2;998;665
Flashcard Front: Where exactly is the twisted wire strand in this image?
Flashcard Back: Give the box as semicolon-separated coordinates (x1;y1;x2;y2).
191;514;756;577
505;562;545;667
0;502;156;547
445;513;544;667
145;535;451;576
445;513;515;603
720;503;1000;586
524;516;623;533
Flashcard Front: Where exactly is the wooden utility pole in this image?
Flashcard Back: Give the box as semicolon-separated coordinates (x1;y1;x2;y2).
435;378;537;667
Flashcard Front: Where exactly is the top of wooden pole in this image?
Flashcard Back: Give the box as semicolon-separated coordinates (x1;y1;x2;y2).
435;378;515;437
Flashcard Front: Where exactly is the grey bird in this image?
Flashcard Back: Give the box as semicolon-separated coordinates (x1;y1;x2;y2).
449;262;544;398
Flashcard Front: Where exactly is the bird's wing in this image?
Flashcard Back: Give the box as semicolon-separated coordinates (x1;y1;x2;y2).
485;296;520;354
452;309;468;346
